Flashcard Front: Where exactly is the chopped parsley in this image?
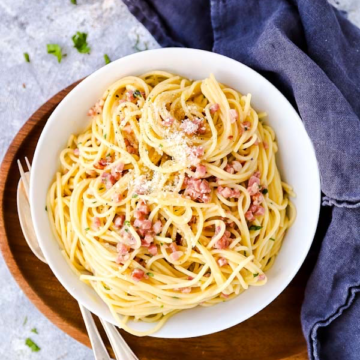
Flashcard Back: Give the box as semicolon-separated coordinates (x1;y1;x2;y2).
261;188;268;195
124;220;131;226
132;194;138;198
24;52;30;63
104;54;111;65
270;238;275;241
23;316;28;326
72;32;90;54
249;225;263;231
160;242;164;246
47;44;63;63
159;144;163;148
103;284;111;290
104;134;107;139
253;273;259;277
160;305;164;308
146;272;154;277
25;338;40;352
31;328;38;334
99;187;104;191
133;90;142;98
85;227;90;231
172;296;180;299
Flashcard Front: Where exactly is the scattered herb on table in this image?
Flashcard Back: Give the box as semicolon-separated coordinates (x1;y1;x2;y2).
104;54;111;65
71;0;77;4
24;52;30;63
47;44;63;63
23;316;28;326
31;328;38;334
72;32;91;54
25;338;40;352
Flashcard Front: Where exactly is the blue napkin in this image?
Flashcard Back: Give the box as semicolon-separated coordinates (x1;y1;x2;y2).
123;0;360;358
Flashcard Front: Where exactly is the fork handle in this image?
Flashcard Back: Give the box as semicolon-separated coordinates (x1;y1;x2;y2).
79;304;111;360
100;318;139;360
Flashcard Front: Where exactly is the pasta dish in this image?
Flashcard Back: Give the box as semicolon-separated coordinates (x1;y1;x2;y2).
47;71;295;336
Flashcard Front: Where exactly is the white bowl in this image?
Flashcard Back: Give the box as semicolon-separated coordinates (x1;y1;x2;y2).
30;48;320;338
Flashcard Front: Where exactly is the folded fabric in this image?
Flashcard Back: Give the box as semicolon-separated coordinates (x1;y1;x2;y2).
123;0;360;358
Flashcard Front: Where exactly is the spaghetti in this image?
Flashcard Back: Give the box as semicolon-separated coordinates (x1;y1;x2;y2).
47;71;296;336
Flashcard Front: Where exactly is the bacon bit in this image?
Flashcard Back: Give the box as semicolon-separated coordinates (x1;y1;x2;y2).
162;117;175;127
119;99;126;104
188;276;194;280
252;193;264;206
241;121;251;131
169;242;178;253
86;169;97;177
126;90;135;102
263;141;269;149
170;251;183;261
232;161;242;172
92;217;101;229
131;268;145;282
74;148;80;156
221;293;230;299
117;242;129;255
229;109;238;123
88;99;105;116
124;138;137;154
254;206;265;216
217;258;228;267
101;172;116;189
210;103;220;114
214;231;232;249
153;220;163;234
245;211;255;221
134;210;146;220
123;124;133;134
225;164;235;174
137;201;150;214
248;182;260;196
116;253;130;264
188;216;196;225
180;287;191;294
194;164;206;178
148;244;158;256
254;139;260;146
114;215;125;229
94;158;110;170
204;273;211;278
111;163;124;180
133;219;152;230
228;135;234;140
217;186;240;199
111;193;123;203
258;274;266;281
184;178;211;203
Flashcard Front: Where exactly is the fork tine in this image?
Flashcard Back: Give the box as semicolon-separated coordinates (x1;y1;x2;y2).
25;156;32;172
17;159;30;198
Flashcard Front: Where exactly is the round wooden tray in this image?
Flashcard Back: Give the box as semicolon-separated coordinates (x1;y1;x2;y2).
0;81;311;360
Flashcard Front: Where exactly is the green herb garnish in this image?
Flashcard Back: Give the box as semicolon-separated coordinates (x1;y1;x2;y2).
24;52;30;63
85;227;90;231
103;285;111;290
253;273;259;277
132;194;138;198
160;242;164;246
159;144;163;148
72;32;91;54
104;54;111;65
249;225;263;231
133;90;142;98
124;220;130;226
146;272;154;277
270;238;275;241
160;305;164;308
99;187;104;191
104;134;107;139
124;228;129;232
31;328;38;334
172;296;180;299
261;188;268;195
25;338;40;352
47;44;63;63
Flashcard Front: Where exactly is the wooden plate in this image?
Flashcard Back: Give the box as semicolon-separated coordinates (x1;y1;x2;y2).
0;80;312;360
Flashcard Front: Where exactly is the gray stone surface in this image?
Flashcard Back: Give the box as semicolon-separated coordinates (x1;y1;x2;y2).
0;0;359;359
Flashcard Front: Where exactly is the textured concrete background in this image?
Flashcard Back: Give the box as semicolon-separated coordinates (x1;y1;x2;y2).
0;0;359;359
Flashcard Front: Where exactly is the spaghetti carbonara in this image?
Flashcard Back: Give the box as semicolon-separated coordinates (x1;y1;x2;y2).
47;71;296;336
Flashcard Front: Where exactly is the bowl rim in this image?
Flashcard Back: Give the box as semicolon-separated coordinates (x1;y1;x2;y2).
30;47;321;338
